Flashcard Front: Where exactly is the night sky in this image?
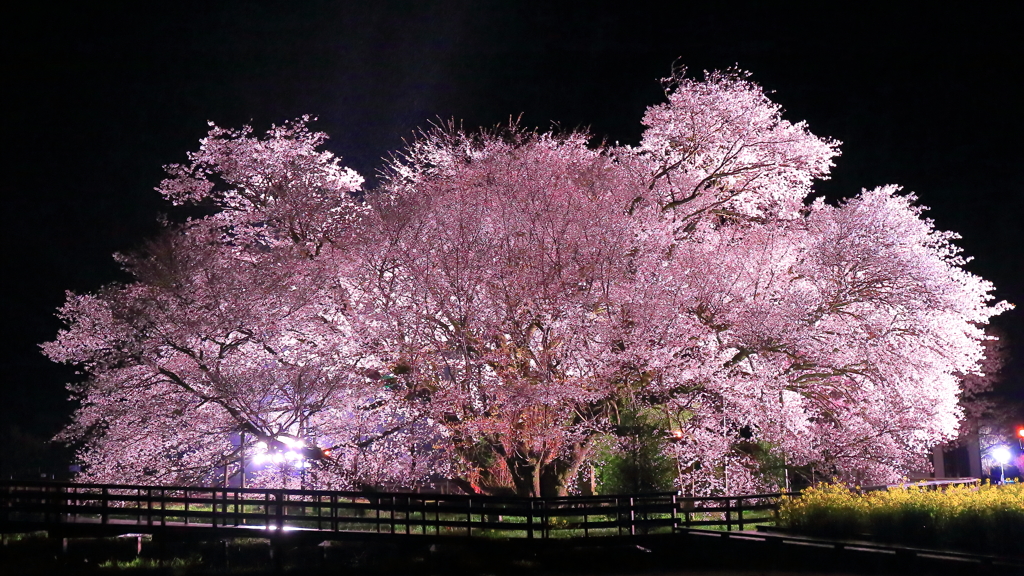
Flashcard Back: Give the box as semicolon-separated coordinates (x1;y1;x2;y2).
5;2;1022;477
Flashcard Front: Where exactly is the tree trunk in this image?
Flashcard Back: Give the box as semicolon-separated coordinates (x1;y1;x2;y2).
506;440;592;497
452;436;595;497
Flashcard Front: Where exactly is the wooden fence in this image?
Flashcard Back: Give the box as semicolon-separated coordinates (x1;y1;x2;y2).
0;480;792;539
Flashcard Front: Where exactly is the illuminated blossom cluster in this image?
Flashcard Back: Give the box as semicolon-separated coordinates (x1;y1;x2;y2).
45;70;1009;495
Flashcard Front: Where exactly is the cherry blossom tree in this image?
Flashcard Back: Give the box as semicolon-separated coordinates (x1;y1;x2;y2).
641;187;1007;493
357;126;644;495
45;70;1009;495
45;119;433;488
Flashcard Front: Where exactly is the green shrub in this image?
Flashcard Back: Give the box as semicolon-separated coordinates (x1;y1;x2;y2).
593;408;677;494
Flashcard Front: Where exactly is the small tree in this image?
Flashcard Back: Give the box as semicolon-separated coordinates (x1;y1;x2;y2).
594;407;677;495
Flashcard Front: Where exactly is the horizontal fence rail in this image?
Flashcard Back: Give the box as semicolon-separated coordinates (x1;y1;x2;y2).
862;477;979;492
0;480;795;539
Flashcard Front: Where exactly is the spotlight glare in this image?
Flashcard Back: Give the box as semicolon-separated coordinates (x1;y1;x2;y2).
992;446;1012;465
278;436;305;449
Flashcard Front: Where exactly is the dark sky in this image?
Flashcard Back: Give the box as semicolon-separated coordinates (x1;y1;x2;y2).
5;2;1022;469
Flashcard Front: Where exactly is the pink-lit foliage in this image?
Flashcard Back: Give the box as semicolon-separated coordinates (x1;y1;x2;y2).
954;327;1019;459
45;70;1009;495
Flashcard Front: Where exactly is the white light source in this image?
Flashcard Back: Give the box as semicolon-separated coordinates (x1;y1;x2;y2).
284;451;300;461
992;446;1012;465
252;453;269;465
255;441;268;451
278;436;304;449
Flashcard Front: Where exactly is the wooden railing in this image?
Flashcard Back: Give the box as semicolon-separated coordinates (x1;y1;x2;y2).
0;480;793;538
862;478;980;492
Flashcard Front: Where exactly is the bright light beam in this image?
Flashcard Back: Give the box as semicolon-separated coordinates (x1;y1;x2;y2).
992;446;1012;465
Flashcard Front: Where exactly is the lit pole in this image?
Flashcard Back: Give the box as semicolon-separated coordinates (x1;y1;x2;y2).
991;446;1011;484
667;429;684;492
239;431;246;489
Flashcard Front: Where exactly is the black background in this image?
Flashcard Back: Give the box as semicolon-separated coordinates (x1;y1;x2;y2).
4;2;1021;477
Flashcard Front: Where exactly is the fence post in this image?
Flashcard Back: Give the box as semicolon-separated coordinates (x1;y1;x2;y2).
629;497;636;536
40;485;49;525
58;484;65;525
421;497;427;535
376;496;381;534
211;489;218;528
543;499;550;539
527;500;534;539
725;498;732;531
276;490;285;531
224;488;231;528
671;494;678;531
584;501;589;538
615;498;621;536
101;487;109;525
42;485;51;525
738;497;744;531
331;494;338;533
539;500;544;539
265;492;271;531
466;498;472;537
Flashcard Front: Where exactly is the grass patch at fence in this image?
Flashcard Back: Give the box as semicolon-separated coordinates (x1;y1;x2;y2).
776;481;1023;555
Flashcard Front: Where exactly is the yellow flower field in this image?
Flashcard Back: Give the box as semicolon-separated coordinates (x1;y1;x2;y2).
776;481;1023;555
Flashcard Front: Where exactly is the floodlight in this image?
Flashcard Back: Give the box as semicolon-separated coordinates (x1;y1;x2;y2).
992;446;1012;465
278;436;305;449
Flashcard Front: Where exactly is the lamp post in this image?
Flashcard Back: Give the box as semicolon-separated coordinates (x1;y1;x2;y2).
991;446;1012;484
667;429;684;492
239;431;246;489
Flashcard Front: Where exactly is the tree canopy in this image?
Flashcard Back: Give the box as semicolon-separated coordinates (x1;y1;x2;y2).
45;70;1009;496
